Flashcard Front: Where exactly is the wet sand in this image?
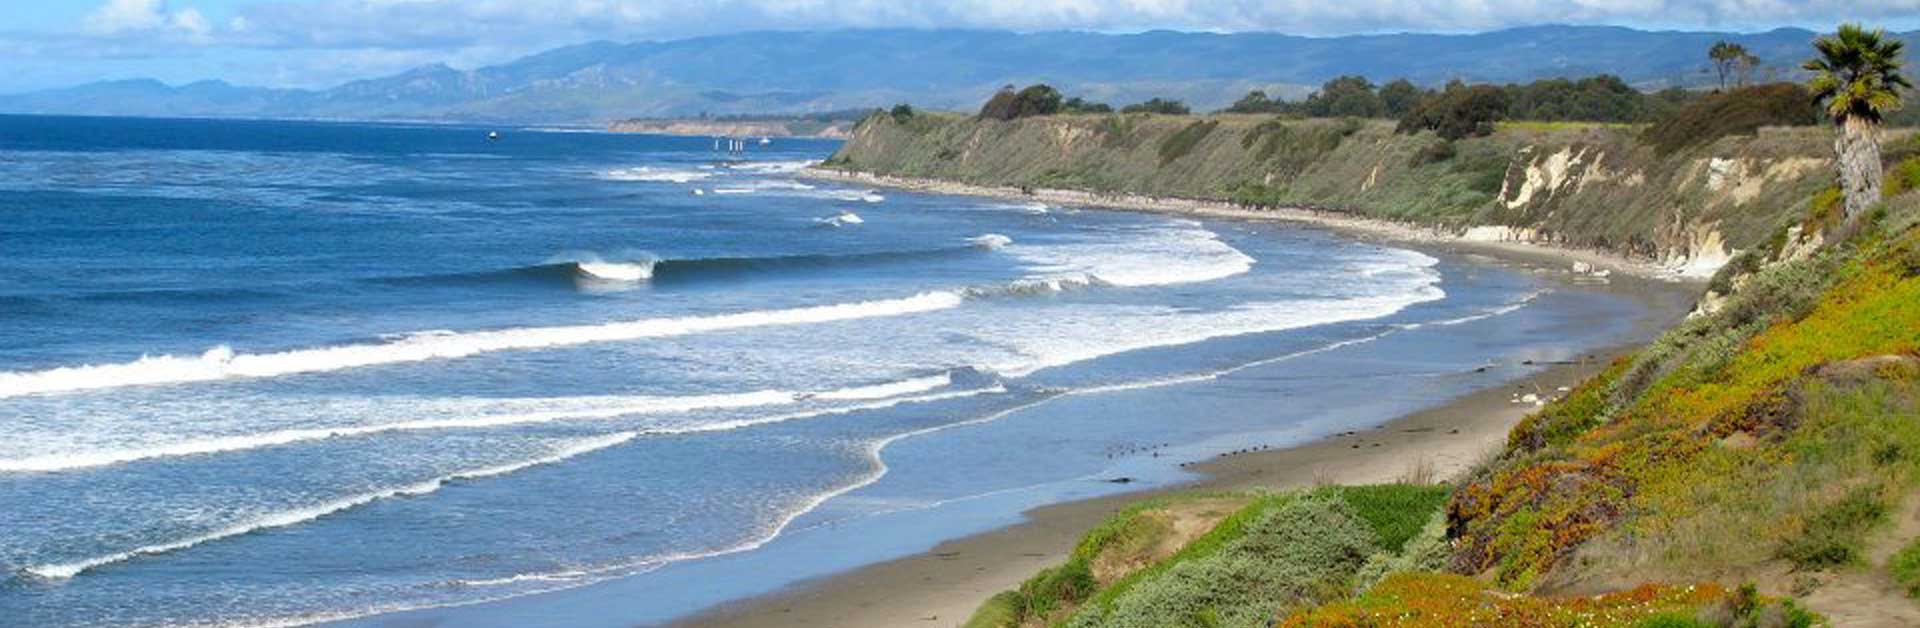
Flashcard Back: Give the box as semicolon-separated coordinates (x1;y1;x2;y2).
679;212;1702;628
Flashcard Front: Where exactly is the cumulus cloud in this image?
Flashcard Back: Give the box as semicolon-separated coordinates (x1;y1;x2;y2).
83;0;215;43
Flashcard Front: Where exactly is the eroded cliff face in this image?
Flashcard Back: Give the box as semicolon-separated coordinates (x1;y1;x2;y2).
827;113;1844;275
1486;141;1830;277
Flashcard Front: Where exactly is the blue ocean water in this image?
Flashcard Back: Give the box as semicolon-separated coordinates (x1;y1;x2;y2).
0;115;1650;627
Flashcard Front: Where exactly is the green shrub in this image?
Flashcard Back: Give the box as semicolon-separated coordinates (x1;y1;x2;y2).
1159;120;1219;165
1451;143;1512;195
1072;494;1375;628
1352;511;1451;591
1121;98;1191;115
1017;561;1097;618
1240;119;1346;175
1635;612;1714;628
1062;96;1113;114
1890;537;1920;598
1641;83;1820;155
1806;186;1848;237
1776;484;1889;569
1408;139;1456;166
1887;157;1920;197
963;591;1023;628
1100;114;1142;149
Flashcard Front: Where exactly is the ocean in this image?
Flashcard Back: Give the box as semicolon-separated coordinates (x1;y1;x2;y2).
0;115;1652;627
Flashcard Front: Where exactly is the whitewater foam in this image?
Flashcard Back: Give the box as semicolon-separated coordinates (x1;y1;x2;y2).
968;234;1012;250
599;167;712;183
0;292;965;398
815;211;863;227
20;432;638;580
0;375;960;473
1006;222;1257;287
728;160;814;174
575;261;654;282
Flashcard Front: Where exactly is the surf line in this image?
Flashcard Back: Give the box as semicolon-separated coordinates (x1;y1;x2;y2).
0;291;964;399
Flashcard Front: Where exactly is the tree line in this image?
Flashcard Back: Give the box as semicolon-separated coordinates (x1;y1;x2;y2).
973;84;1192;120
1225;74;1696;125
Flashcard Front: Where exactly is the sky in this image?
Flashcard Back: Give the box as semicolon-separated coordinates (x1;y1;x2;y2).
2;0;1916;93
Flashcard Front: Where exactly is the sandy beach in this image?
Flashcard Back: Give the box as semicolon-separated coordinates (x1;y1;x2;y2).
679;172;1704;628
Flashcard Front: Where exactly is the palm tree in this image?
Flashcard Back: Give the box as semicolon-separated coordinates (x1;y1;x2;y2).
1804;23;1910;222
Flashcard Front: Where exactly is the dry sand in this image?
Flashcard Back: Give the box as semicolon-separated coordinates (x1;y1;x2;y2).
678;173;1704;628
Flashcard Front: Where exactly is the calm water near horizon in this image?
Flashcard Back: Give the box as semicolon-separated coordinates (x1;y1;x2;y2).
0;115;1659;627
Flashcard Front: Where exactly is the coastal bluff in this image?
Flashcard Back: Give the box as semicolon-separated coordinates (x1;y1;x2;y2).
821;112;1854;278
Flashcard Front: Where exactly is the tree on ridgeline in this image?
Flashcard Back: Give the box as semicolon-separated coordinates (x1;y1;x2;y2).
889;104;914;123
1804;23;1911;223
1121;98;1191;115
1709;41;1758;90
1225;90;1284;114
1304;76;1386;118
1396;82;1508;140
1061;96;1113;114
1503;75;1649;123
1379;79;1426;118
979;84;1065;121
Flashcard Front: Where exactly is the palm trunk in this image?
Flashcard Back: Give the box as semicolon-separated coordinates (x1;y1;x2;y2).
1835;116;1883;224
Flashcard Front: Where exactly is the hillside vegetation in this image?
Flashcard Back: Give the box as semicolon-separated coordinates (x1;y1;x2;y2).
822;110;1879;269
961;187;1920;626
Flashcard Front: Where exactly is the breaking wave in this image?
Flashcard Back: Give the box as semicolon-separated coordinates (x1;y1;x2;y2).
19;432;640;580
0;292;966;399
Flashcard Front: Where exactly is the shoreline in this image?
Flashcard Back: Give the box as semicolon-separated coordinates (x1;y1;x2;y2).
681;345;1650;628
798;167;1718;282
677;177;1703;628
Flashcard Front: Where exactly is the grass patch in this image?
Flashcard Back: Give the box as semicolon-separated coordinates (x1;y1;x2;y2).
1889;537;1920;598
1325;484;1450;553
962;591;1023;628
1777;484;1890;569
1158;119;1218;165
1282;573;1732;627
1888;157;1920;198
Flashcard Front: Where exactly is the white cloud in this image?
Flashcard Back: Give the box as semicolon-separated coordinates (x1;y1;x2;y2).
223;0;1920;49
83;0;170;34
83;0;215;43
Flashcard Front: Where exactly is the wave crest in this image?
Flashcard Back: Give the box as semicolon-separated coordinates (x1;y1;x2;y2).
0;292;965;399
18;432;639;580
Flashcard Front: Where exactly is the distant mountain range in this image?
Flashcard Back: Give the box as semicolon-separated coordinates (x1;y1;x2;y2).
2;25;1910;124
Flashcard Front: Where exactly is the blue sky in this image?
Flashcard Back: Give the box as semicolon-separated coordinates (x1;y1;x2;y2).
4;0;1917;93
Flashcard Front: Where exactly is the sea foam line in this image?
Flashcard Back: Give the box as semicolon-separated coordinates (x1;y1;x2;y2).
19;432;639;581
0;291;964;399
1073;287;1546;396
325;387;1009;608
237;282;1538;625
0;375;957;473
